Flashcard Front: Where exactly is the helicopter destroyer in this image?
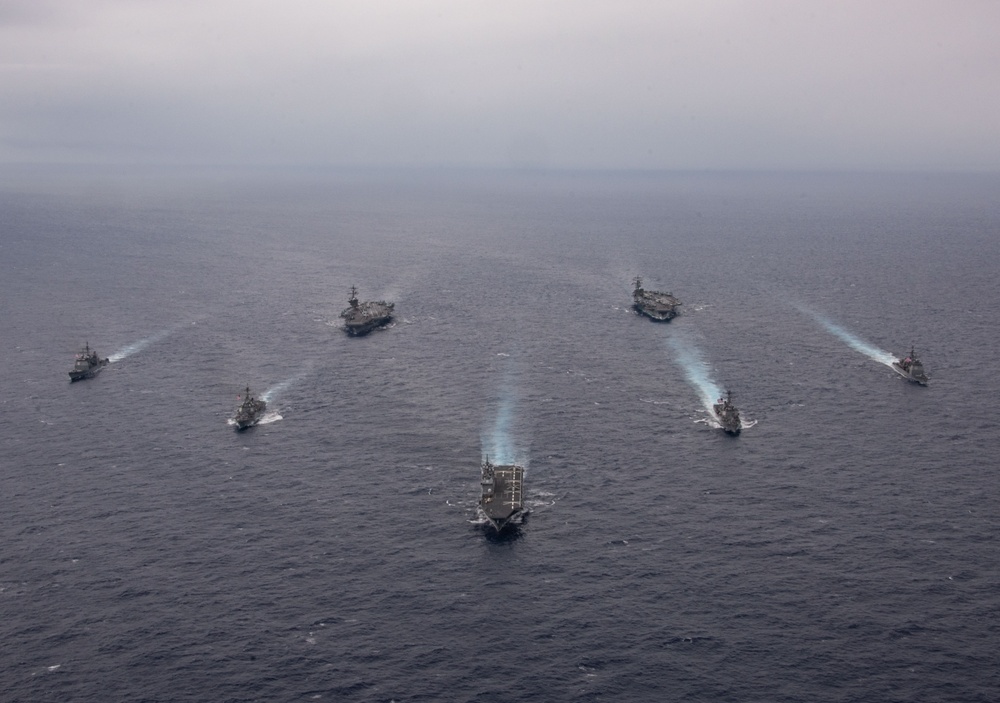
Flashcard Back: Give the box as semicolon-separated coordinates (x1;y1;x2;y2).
892;347;929;386
713;390;742;435
479;457;525;533
632;277;681;321
340;285;395;336
232;386;267;430
68;343;109;381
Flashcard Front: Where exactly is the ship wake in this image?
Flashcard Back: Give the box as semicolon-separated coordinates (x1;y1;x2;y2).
798;305;895;367
262;373;306;403
667;334;723;417
482;396;525;466
108;329;173;362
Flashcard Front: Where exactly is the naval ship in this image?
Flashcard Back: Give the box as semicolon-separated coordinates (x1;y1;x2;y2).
68;343;109;381
233;386;267;430
891;347;929;386
632;277;681;321
713;390;742;435
479;457;525;533
340;286;394;336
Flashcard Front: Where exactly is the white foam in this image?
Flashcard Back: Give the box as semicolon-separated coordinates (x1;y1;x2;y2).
797;305;896;367
667;334;723;416
108;328;172;362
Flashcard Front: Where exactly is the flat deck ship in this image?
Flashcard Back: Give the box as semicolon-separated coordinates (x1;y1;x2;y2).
479;458;524;532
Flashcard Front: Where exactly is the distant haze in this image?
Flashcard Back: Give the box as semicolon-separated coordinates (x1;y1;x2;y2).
1;0;998;170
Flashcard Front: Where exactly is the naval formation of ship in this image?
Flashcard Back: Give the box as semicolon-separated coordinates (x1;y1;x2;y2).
632;276;681;322
479;458;525;533
68;343;109;381
341;285;395;336
63;277;937;534
713;390;742;435
892;347;929;385
233;385;267;430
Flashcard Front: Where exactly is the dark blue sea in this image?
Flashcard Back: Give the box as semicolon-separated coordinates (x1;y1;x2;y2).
2;168;999;702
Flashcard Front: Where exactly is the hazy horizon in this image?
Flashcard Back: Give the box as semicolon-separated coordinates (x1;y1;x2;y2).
2;0;999;172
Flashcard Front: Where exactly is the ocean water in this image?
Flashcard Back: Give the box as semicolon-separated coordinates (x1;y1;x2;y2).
2;168;999;702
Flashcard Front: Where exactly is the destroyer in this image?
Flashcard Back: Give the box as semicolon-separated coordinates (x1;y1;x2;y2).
892;347;929;386
632;277;681;321
233;386;267;430
68;343;109;381
340;285;394;336
713;390;742;435
479;457;524;533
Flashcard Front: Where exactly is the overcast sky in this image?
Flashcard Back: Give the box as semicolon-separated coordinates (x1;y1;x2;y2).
1;0;998;170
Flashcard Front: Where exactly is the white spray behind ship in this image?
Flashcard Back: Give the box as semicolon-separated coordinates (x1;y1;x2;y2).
797;305;896;367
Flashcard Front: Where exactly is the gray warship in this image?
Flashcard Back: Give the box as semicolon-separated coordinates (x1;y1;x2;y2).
891;347;929;386
340;285;394;336
233;386;267;430
68;343;109;381
479;457;525;533
632;277;681;321
713;390;742;435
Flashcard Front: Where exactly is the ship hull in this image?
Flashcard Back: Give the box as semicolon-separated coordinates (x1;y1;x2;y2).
633;303;678;322
712;404;741;435
714;417;741;435
68;359;109;381
344;316;392;336
233;409;266;430
891;362;928;386
481;511;523;534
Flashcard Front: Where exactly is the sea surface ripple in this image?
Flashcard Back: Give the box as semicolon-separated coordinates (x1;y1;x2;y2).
2;170;999;702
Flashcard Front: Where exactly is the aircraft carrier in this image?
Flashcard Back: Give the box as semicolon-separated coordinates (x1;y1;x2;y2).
479;458;525;532
632;277;681;321
340;285;394;336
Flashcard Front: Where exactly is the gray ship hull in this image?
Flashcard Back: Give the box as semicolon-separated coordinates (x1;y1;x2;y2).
234;411;266;430
715;417;741;435
233;408;266;430
891;362;928;386
343;314;393;336
68;361;108;382
633;302;679;322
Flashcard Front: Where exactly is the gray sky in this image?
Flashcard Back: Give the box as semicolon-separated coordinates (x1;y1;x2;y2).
2;0;998;170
